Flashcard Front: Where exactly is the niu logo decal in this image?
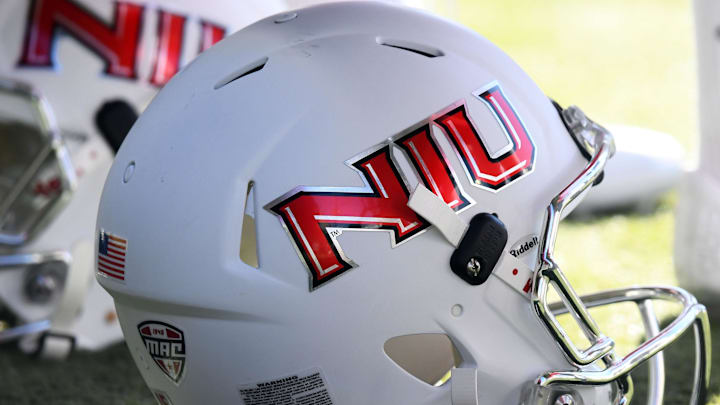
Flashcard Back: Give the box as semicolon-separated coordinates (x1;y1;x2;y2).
268;83;535;290
18;0;226;86
138;321;186;384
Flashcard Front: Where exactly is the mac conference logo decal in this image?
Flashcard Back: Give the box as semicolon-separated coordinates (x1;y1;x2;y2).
139;321;186;384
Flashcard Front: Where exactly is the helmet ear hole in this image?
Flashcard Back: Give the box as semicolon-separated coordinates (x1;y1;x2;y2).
384;333;463;386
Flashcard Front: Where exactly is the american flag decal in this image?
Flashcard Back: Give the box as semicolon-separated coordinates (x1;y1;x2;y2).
98;230;127;281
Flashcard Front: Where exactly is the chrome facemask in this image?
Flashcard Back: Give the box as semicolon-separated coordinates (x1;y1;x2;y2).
0;78;76;246
0;78;77;349
524;105;711;405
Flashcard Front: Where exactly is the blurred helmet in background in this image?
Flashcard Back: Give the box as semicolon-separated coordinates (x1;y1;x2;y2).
0;0;283;359
97;2;710;404
675;0;720;310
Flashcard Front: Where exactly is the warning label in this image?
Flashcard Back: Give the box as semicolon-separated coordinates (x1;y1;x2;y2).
238;368;334;405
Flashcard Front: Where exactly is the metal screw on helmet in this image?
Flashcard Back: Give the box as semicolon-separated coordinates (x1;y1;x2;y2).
554;394;575;405
466;257;482;276
24;262;66;303
25;271;59;303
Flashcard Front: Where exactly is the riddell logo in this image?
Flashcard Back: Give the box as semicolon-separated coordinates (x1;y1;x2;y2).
17;0;226;86
509;235;539;258
268;82;537;290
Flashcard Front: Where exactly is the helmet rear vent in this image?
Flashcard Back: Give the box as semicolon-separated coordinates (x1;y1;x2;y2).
376;37;444;58
214;57;268;90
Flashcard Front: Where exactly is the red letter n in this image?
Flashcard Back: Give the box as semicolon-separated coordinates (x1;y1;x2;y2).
18;0;144;79
267;145;430;289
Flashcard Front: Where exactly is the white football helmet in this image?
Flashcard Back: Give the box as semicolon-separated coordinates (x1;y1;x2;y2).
97;2;710;404
0;0;283;358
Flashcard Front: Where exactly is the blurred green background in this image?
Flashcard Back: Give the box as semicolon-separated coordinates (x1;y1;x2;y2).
1;0;717;404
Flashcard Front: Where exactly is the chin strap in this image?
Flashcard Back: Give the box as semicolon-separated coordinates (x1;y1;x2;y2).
406;186;479;405
407;183;467;248
451;368;478;405
408;184;534;297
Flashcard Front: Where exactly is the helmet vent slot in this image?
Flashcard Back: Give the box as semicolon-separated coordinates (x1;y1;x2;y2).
376;37;444;58
214;57;268;90
384;333;462;386
240;180;259;268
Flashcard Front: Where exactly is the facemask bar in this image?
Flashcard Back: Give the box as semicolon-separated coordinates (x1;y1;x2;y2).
529;106;711;404
0;78;76;246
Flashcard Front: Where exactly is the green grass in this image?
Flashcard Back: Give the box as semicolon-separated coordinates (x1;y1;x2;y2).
0;343;154;405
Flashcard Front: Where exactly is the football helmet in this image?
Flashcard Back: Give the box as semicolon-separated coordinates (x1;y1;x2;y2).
0;0;283;358
97;2;710;404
